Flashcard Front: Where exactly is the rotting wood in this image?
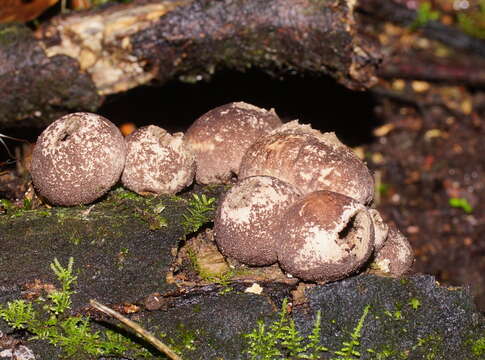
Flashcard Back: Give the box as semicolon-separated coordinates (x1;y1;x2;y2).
0;0;380;128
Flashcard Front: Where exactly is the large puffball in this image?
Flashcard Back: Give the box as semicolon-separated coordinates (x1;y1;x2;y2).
239;121;374;204
121;125;195;195
31;112;126;206
276;190;375;282
214;176;301;266
184;102;282;185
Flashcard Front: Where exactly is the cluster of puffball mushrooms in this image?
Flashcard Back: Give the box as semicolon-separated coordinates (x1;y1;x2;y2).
30;102;414;283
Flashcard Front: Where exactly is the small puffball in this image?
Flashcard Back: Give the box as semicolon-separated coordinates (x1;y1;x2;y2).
184;102;282;184
373;227;414;276
239;121;374;204
31;112;126;206
369;209;389;252
276;190;375;282
121;125;195;195
214;176;301;266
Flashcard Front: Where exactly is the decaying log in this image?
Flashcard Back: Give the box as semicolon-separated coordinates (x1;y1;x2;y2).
0;24;102;128
0;0;380;128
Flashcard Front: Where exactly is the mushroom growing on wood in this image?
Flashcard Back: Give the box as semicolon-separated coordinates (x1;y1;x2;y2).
214;175;301;266
184;102;282;185
276;190;375;282
239;121;374;204
31;112;126;206
121;125;195;195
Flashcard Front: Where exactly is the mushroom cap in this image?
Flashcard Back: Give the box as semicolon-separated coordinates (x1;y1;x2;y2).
276;190;375;282
373;226;414;276
184;102;282;185
121;125;195;195
214;175;301;266
31;112;126;206
369;209;389;252
239;121;374;204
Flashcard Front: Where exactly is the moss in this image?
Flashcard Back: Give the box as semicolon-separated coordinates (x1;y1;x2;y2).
469;337;485;356
160;323;200;355
0;258;164;359
0;23;32;46
186;246;235;294
245;296;474;360
456;1;485;39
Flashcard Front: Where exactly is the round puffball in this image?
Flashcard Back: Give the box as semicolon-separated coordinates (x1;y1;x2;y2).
373;227;414;276
214;176;301;266
31;112;126;206
239;121;374;204
184;102;282;185
276;190;375;282
121;125;195;195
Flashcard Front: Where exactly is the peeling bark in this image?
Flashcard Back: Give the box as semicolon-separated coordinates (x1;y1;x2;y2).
0;0;379;127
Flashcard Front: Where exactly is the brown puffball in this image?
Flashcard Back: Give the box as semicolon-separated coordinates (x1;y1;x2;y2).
184;102;282;184
276;190;375;282
239;121;374;204
121;125;195;195
214;176;301;266
373;227;414;276
31;112;126;206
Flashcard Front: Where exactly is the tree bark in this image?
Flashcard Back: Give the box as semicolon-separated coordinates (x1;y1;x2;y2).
0;0;379;128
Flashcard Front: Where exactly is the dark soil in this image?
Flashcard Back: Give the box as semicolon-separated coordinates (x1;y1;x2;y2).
365;88;485;310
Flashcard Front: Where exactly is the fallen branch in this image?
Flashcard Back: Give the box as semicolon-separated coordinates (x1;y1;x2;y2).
378;53;485;86
0;0;379;127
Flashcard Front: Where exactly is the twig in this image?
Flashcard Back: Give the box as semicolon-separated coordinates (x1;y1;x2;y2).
89;299;182;360
0;134;28;159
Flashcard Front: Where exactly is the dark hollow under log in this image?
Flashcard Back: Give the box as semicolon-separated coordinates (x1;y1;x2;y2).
0;0;380;128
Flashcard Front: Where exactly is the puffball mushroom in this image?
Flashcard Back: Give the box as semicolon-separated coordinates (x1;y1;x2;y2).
239;121;374;204
31;112;126;206
121;125;195;195
369;209;389;252
214;176;301;266
373;227;414;276
276;190;375;282
184;102;282;185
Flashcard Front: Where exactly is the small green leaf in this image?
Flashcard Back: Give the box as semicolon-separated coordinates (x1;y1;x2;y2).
449;197;473;214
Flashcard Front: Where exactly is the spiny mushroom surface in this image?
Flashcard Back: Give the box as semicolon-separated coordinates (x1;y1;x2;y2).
214;176;301;266
184;102;282;185
121;125;195;195
31;112;126;206
276;190;375;282
373;227;414;276
239;121;374;204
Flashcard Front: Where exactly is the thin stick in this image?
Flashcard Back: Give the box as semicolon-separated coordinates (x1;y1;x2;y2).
89;299;182;360
0;134;29;159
